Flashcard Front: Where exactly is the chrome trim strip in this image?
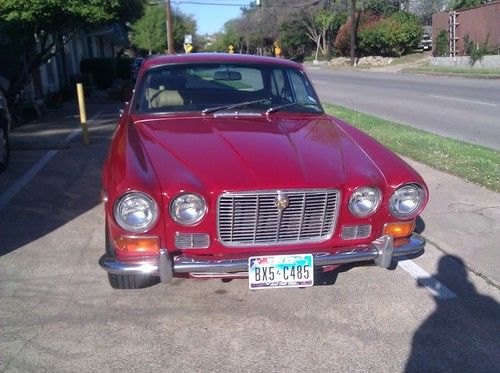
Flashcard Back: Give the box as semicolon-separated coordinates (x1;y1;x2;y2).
99;234;425;276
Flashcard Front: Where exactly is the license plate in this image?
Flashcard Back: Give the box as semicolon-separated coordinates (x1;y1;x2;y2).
248;254;314;289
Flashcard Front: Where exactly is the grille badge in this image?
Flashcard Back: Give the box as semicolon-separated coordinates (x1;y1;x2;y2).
275;192;289;211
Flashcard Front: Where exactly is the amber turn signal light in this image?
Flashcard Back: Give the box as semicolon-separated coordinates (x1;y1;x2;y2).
383;220;416;238
114;236;160;256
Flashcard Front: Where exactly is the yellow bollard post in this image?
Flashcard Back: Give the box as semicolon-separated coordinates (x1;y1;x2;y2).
76;83;89;145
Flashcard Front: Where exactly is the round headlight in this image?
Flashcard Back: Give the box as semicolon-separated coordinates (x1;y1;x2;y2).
349;187;381;217
114;192;158;233
389;184;425;218
170;193;207;226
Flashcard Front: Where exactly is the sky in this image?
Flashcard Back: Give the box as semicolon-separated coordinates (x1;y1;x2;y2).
174;0;251;35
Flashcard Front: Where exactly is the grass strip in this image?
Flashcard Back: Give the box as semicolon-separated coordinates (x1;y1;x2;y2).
403;66;500;78
323;104;500;193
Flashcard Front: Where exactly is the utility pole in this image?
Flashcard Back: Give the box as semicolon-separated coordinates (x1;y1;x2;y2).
165;0;175;54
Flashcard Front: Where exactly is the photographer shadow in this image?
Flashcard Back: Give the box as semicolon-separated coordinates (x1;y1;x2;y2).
405;255;500;372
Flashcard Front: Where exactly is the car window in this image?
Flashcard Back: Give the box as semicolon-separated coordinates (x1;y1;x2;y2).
289;70;318;104
270;69;292;102
134;63;322;114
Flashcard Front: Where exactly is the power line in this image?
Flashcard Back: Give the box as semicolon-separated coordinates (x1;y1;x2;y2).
175;0;320;8
174;1;253;6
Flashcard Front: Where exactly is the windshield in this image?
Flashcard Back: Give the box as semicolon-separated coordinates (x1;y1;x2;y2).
133;63;323;114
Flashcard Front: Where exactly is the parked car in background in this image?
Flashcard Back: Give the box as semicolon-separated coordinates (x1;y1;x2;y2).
420;34;432;51
99;54;428;290
0;76;12;172
131;57;144;81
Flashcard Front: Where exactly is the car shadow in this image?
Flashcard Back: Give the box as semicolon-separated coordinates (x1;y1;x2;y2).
404;255;500;372
415;215;425;234
0;104;118;257
314;262;361;286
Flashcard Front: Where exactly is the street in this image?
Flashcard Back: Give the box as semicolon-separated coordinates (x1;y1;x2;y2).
0;93;499;372
307;68;500;150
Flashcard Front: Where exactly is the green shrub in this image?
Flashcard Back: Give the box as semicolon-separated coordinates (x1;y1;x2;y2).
358;12;422;57
334;13;382;57
435;30;448;57
464;33;490;65
80;58;118;89
279;19;311;62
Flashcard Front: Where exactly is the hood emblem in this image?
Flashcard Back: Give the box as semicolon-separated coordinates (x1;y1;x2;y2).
275;192;289;211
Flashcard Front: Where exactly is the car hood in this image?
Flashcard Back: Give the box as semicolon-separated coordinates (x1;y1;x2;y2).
131;114;385;195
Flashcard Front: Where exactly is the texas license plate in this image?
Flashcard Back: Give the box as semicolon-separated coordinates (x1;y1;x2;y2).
248;254;314;289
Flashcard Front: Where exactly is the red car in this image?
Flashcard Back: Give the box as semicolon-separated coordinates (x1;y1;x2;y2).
100;54;428;290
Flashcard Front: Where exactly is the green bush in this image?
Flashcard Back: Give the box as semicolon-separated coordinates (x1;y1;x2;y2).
334;13;382;57
358;12;422;57
464;33;490;65
279;19;312;62
435;30;448;57
81;58;118;89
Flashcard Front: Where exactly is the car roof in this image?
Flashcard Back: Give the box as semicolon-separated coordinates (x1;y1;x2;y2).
142;53;303;71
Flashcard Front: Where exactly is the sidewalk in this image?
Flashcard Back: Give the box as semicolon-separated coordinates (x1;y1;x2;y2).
6;99;500;287
407;159;500;287
9;93;120;151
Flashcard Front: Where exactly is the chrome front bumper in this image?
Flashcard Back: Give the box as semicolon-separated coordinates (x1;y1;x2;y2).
99;234;425;283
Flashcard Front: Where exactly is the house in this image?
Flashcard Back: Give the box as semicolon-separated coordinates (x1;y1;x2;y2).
0;23;128;105
33;24;129;97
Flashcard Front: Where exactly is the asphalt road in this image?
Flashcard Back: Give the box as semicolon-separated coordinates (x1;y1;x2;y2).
306;68;500;150
0;101;499;372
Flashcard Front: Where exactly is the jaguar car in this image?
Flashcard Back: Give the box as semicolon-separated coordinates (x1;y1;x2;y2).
99;53;428;290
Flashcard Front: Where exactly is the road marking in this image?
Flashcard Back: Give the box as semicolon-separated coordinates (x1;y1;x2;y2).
398;259;457;300
429;94;498;107
0;111;103;212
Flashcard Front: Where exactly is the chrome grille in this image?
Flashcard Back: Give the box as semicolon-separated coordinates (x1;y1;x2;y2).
175;233;210;249
341;224;372;240
218;189;340;246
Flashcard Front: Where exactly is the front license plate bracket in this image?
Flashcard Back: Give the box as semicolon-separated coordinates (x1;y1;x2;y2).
248;254;314;289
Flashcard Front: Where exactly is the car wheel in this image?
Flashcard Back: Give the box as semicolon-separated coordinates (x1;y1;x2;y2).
105;224;158;289
0;118;9;173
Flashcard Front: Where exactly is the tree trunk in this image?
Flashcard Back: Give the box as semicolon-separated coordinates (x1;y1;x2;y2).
350;0;356;66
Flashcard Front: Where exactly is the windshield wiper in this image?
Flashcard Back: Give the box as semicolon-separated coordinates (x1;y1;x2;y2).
202;98;270;115
266;101;321;115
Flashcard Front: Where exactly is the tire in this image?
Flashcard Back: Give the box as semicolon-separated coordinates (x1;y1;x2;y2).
0;116;9;173
107;272;158;289
105;224;158;289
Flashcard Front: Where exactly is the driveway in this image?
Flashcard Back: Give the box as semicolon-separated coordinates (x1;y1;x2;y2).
0;99;498;372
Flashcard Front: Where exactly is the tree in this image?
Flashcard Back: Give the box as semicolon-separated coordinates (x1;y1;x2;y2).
172;10;197;52
204;20;242;53
350;0;359;65
279;19;312;61
414;0;449;24
334;12;382;57
452;0;483;10
303;9;337;56
130;5;197;54
358;12;423;56
131;5;165;54
0;0;143;101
